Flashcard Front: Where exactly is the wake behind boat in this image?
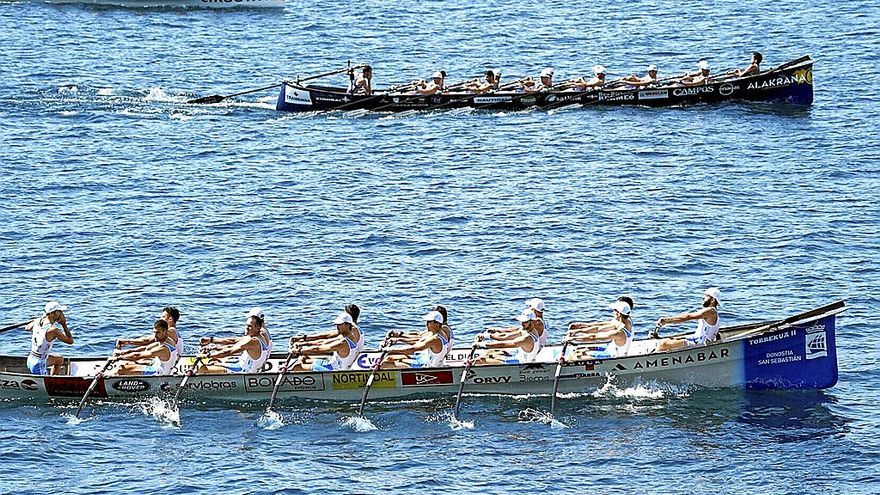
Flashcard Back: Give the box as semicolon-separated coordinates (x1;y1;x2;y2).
0;301;844;404
274;56;814;113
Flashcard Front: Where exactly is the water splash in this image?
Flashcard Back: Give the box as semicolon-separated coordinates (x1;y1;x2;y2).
590;376;683;400
518;408;569;429
342;415;378;432
449;415;475;431
62;413;91;425
138;398;181;426
257;410;284;430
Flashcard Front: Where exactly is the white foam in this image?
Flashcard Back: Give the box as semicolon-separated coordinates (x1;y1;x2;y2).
518;407;569;428
257;410;284;430
138;397;180;426
63;413;91;425
342;415;378;432
97;88;114;96
449;415;475;430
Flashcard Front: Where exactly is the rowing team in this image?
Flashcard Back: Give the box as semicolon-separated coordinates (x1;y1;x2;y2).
347;52;764;96
23;287;722;377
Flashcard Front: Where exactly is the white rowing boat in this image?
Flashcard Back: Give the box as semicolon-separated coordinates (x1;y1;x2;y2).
0;301;844;403
42;0;285;9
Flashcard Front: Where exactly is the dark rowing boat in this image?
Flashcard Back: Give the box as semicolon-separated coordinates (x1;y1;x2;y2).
275;56;813;113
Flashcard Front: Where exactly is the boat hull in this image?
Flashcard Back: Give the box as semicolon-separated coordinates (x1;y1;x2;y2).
0;301;842;403
276;57;813;113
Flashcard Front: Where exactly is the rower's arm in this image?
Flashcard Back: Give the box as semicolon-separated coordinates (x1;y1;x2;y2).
118;334;155;349
387;335;435;354
50;325;74;345
294;329;341;343
658;307;715;327
294;336;344;355
481;333;530;349
568;327;618;343
117;342;166;362
210;337;252;360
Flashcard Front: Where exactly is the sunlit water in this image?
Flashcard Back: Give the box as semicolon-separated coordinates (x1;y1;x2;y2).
1;0;880;493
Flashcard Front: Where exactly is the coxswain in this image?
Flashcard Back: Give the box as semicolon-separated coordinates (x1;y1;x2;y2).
24;301;74;375
652;288;721;353
348;65;373;95
111;319;179;375
199;314;271;374
474;309;543;365
289;311;364;372
118;306;184;357
620;64;659;86
734;52;763;77
381;310;452;369
679;60;711;85
569;66;607;90
484;298;549;346
522;68;553;93
566;300;635;360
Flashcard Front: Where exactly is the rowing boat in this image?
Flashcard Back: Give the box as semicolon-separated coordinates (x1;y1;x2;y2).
43;0;284;8
0;301;843;403
275;56;813;113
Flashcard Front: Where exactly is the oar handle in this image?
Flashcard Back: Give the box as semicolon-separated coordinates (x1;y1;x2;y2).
297;64;367;84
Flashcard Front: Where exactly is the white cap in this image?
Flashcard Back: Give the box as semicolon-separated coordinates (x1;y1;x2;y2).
704;287;721;304
647;64;658;72
593;65;607;75
44;301;67;314
432;71;443;79
525;298;545;312
333;312;354;325
516;309;537;323
423;310;443;323
540;68;554;78
698;60;711;70
246;307;264;320
609;300;631;316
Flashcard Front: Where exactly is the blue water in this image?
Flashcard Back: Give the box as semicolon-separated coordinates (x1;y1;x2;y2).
2;0;880;492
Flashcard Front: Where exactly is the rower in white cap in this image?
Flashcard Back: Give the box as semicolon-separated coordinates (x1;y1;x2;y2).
569;65;607;90
652;287;721;353
485;298;549;345
24;301;74;375
621;64;659;87
679;60;712;86
522;67;554;93
382;310;453;369
415;70;447;95
474;309;543;365
289;311;364;372
566;299;635;360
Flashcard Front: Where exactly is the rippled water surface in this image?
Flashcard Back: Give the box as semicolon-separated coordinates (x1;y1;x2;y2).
1;0;879;493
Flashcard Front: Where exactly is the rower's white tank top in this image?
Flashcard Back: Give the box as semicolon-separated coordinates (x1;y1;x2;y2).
237;335;271;373
604;323;634;358
326;326;364;371
514;332;542;363
537;318;549;346
30;319;55;359
414;329;452;367
692;309;720;345
150;341;178;375
170;326;184;356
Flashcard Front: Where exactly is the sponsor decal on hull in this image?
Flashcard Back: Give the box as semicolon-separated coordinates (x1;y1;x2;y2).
20;379;39;391
719;83;736;96
747;71;811;90
518;363;552;382
672;86;715;97
44;376;108;398
744;315;838;390
805;323;828;360
629;348;730;370
638;89;669;100
284;88;313;106
111;379;151;393
473;96;513;104
401;370;454;387
520;95;537;105
245;375;325;392
331;371;397;390
599;91;636;101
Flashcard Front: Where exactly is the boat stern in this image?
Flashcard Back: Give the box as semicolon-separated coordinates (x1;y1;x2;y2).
275;81;315;112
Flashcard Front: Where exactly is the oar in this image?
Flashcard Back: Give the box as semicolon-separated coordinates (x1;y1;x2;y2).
649;324;661;339
356;333;395;418
73;355;116;419
189;64;366;104
548;339;573;417
328;81;419;113
170;355;205;410
187;82;282;104
452;334;484;421
0;320;31;334
265;348;300;414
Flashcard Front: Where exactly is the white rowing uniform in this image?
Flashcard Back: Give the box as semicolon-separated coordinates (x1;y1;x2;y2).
143;339;178;376
312;326;364;372
411;329;452;368
505;331;542;364
536;317;549;346
170;325;184;356
227;334;271;373
589;324;634;359
27;318;56;375
685;309;720;346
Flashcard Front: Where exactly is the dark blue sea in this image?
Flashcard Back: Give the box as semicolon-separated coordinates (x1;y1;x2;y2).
1;0;879;493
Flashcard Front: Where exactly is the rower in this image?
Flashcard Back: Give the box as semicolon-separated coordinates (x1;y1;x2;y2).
652;287;721;353
734;52;763;77
24;301;74;375
381;310;452;369
485;298;549;345
465;69;501;94
201;307;270;352
289;311;364;372
118;306;184;357
111;319;179;376
570;66;607;90
415;71;446;95
522;68;553;93
474;309;543;365
288;304;360;348
621;64;659;86
679;60;711;86
199;314;272;374
566;300;635;360
348;65;373;95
